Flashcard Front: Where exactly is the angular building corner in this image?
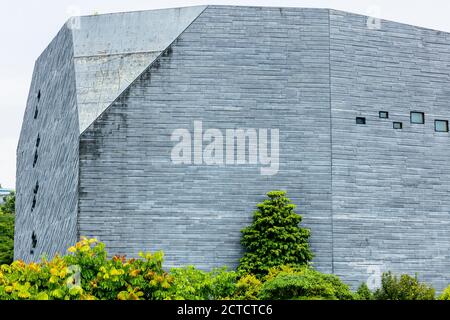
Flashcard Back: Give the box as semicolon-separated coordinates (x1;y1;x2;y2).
15;5;207;261
16;5;450;291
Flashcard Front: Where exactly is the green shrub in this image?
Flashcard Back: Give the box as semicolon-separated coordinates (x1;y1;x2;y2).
0;214;14;265
0;190;15;266
0;238;173;300
168;266;211;299
373;272;435;300
439;285;450;300
258;266;354;300
209;268;237;299
355;283;374;300
233;274;262;300
238;191;313;276
168;266;236;300
0;192;15;215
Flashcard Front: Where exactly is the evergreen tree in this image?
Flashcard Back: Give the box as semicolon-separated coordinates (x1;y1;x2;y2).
238;191;313;276
0;188;15;265
0;214;14;264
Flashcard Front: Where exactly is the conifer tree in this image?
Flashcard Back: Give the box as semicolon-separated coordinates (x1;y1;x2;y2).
238;191;313;276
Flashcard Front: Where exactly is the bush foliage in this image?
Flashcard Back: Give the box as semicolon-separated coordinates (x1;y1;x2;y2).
259;266;354;300
355;283;374;300
372;272;435;300
0;237;353;300
0;190;447;300
167;266;236;300
0;191;15;265
0;214;14;265
355;272;435;301
0;192;15;215
439;285;450;300
0;238;174;300
238;191;313;276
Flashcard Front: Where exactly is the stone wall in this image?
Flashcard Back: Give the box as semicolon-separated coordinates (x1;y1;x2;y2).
17;6;450;291
330;10;450;290
15;25;79;261
79;6;333;272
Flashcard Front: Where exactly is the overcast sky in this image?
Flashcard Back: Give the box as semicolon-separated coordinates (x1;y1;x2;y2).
1;0;450;188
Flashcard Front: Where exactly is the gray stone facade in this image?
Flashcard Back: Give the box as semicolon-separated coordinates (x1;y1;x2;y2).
16;6;450;291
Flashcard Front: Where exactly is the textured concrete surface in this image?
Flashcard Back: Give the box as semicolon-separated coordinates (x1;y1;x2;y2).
16;6;450;291
78;6;333;272
329;10;450;289
15;25;79;261
72;6;207;132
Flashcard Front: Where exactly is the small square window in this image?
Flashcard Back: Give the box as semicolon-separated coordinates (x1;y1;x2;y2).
356;117;366;125
379;111;389;119
411;112;425;124
435;120;449;132
393;122;402;129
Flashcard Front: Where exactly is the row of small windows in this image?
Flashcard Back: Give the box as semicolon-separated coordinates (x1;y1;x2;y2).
30;181;40;253
30;91;41;255
32;134;40;214
356;112;449;132
31;180;39;213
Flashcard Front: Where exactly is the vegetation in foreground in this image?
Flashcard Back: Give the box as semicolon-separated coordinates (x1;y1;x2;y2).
0;237;356;300
0;190;447;300
0;190;15;265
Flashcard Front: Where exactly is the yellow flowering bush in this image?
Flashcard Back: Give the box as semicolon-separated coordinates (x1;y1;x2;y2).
233;274;262;300
439;285;450;300
0;237;173;300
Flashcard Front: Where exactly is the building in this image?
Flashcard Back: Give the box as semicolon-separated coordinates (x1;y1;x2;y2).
15;6;450;290
0;188;13;205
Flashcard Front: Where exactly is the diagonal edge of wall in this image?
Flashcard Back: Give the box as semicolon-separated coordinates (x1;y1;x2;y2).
72;6;208;134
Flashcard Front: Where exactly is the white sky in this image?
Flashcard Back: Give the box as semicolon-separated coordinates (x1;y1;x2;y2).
1;0;450;189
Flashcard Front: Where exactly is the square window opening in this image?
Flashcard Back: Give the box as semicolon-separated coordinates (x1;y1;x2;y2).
411;112;425;124
435;120;449;132
393;122;403;130
379;111;389;119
